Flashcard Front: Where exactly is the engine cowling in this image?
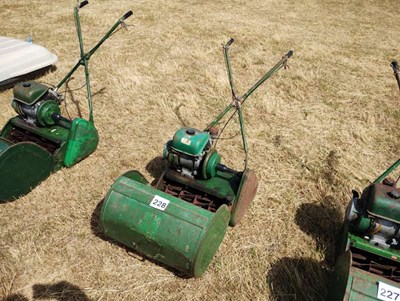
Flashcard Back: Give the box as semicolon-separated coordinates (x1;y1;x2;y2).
346;182;400;249
11;81;62;127
163;127;222;179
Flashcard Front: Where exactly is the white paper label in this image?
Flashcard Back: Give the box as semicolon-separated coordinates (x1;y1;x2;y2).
149;195;170;211
181;137;191;145
377;282;400;301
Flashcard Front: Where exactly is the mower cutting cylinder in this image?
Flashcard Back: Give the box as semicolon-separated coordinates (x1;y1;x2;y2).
100;171;230;277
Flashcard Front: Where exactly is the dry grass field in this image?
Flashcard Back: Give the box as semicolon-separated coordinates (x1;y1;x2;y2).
1;0;399;300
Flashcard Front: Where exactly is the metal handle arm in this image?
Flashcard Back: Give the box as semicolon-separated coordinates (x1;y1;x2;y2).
391;60;400;91
374;159;400;183
241;50;293;103
56;10;133;90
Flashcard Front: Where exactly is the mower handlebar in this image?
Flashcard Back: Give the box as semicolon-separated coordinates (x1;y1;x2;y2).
79;1;89;9
225;38;234;47
122;11;133;20
392;60;399;72
286;50;293;59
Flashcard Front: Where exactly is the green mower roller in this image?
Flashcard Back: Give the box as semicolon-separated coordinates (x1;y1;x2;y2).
330;160;400;300
0;1;132;201
100;39;293;277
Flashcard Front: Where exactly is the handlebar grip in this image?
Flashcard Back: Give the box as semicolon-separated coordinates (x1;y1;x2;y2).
286;50;293;58
79;1;89;9
225;38;234;47
122;11;133;20
391;60;399;71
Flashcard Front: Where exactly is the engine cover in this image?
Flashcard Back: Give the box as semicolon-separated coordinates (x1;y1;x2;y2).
163;127;222;179
347;183;400;249
171;127;210;156
366;183;400;223
11;81;61;126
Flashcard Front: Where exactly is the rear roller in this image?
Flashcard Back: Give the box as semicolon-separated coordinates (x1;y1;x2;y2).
0;141;55;201
100;171;230;277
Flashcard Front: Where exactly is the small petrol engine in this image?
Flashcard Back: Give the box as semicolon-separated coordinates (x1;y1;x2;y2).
347;180;400;249
11;82;63;127
163;127;228;179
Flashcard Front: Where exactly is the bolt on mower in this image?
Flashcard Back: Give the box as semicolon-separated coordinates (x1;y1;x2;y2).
0;1;132;201
100;38;293;277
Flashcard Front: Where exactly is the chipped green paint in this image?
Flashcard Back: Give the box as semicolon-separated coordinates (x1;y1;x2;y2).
100;171;230;277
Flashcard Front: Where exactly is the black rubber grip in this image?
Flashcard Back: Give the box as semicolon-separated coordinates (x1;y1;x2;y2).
286;50;294;58
392;60;399;71
226;38;234;47
79;1;89;8
122;11;133;20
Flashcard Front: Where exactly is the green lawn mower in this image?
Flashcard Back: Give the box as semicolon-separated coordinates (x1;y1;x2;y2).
0;1;132;201
330;160;400;300
100;39;293;277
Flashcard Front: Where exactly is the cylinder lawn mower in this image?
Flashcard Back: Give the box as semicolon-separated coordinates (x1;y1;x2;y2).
0;1;132;201
330;160;400;300
100;38;293;277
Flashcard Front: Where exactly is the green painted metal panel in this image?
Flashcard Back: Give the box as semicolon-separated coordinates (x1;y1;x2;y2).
346;267;399;300
366;184;400;223
348;234;400;262
171;128;210;156
0;142;55;201
64;118;98;167
347;269;379;300
12;82;48;105
100;172;230;277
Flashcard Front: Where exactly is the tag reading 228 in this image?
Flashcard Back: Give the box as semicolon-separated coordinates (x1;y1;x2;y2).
150;195;170;211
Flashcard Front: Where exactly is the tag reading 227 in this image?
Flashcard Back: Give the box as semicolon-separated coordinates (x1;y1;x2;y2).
378;282;400;301
150;195;170;211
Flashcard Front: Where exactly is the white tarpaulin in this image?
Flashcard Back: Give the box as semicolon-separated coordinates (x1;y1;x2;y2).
0;36;57;85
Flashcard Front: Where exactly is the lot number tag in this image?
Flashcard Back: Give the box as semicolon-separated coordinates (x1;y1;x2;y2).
378;282;400;301
150;195;170;211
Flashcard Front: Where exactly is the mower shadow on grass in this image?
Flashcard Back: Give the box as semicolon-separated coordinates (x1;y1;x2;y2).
267;197;342;301
63;85;106;120
90;197;191;279
2;281;90;301
295;196;342;265
145;156;166;185
267;257;329;301
32;281;91;301
2;293;29;301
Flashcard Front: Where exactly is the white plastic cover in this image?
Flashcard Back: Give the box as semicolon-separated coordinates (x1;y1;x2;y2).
0;36;57;84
